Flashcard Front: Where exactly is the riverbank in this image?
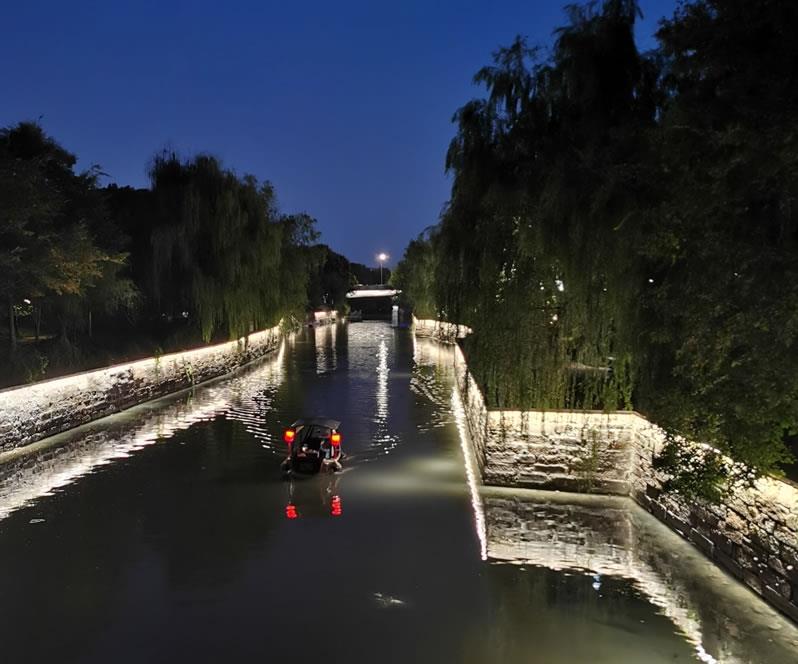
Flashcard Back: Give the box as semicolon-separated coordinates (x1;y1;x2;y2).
414;317;798;624
0;324;283;455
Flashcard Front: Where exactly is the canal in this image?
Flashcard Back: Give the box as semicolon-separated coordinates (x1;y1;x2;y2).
0;322;796;663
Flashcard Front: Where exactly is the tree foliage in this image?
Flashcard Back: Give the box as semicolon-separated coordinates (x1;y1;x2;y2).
0;129;347;383
147;153;314;340
391;230;437;319
0;123;134;349
397;0;798;480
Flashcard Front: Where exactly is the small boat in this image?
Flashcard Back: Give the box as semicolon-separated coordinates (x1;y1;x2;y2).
280;418;343;475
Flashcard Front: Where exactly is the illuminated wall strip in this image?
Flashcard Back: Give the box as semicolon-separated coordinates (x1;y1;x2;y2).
0;339;287;521
451;388;488;560
0;324;283;452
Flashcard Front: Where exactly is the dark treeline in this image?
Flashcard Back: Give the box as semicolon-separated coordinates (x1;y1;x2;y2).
350;262;391;287
0;125;356;386
393;0;798;490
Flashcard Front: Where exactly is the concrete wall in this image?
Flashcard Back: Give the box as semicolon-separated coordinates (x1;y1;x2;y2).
413;317;798;623
0;325;282;453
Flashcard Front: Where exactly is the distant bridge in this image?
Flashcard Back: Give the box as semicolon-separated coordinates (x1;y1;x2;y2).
345;286;401;299
345;285;401;320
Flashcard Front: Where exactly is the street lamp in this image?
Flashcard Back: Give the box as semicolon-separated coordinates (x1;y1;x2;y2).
377;253;388;285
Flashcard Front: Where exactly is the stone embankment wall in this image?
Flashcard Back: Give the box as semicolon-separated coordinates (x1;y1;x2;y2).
485;491;798;662
413;318;471;343
0;325;282;453
415;317;638;494
633;421;798;622
413;317;798;623
481;409;638;495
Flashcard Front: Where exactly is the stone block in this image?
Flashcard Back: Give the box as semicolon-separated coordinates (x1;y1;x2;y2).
532;463;569;474
761;570;792;599
689;528;715;557
710;531;735;556
663;510;691;537
769;555;788;577
715;549;745;581
742;570;764;596
517;472;551;485
648;500;668;523
763;586;798;623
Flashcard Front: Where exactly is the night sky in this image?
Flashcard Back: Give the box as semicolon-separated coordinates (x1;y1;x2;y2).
3;0;677;266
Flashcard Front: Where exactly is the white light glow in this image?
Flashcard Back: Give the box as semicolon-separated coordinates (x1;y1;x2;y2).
0;332;288;521
451;388;487;561
376;339;389;419
0;324;282;452
314;322;337;375
346;289;400;299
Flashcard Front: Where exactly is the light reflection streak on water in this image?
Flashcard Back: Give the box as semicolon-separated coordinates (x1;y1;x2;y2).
224;339;288;451
409;335;454;432
370;336;398;455
314;323;337;375
451;388;487;561
376;338;388;422
0;341;288;523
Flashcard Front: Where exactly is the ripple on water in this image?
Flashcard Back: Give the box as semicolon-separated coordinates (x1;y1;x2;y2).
410;341;455;433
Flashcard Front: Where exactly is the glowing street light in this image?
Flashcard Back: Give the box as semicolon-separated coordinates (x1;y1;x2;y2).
377;252;389;285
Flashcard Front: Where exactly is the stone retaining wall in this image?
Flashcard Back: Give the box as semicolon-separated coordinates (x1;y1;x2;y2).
482;409;638;494
413;318;471;343
0;324;282;453
485;491;798;662
413;317;798;623
632;420;798;622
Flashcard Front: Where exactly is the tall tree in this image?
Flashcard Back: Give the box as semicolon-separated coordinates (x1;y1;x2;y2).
399;0;798;486
148;153;318;341
0;123;118;347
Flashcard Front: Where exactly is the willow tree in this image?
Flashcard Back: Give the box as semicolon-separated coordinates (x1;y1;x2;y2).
149;154;315;342
392;230;438;319
429;0;654;410
399;0;798;487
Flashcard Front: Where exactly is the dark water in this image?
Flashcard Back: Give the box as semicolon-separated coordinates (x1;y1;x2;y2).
0;322;796;663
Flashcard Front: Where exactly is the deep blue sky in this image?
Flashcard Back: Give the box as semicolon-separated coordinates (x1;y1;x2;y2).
3;0;677;266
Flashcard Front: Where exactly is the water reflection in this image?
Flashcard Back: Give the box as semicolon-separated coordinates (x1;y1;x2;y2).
453;389;487;560
2;325;798;664
0;341;288;522
413;334;798;662
410;334;455;432
478;477;798;663
284;473;344;520
344;323;400;461
314;323;338;375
